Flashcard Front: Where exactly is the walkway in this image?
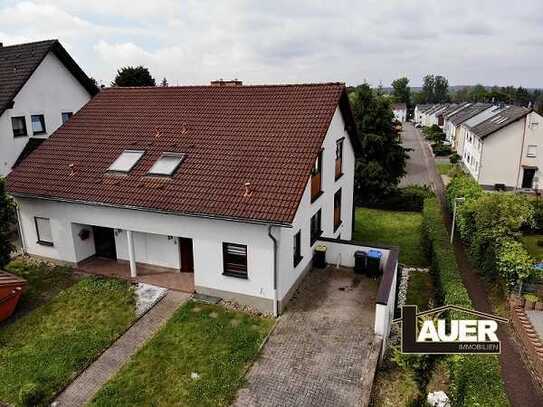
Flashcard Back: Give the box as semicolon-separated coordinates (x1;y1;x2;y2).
399;123;432;188
54;291;190;407
233;267;380;407
407;122;543;406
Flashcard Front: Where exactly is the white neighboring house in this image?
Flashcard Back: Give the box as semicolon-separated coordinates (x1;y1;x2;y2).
392;103;407;122
414;104;430;124
446;103;494;147
7;82;400;321
423;104;450;127
460;106;543;190
0;39;97;176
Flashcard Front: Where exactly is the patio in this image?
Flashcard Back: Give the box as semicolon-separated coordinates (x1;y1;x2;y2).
77;257;195;292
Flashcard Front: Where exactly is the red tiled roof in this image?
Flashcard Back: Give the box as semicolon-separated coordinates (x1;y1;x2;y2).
7;83;358;225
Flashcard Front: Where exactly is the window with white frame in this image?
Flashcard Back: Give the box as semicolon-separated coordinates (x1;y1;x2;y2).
148;153;185;176
222;243;248;278
527;145;537;158
108;150;144;172
35;217;53;246
31;114;46;135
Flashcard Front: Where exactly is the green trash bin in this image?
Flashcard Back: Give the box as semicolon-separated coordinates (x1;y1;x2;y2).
314;244;327;269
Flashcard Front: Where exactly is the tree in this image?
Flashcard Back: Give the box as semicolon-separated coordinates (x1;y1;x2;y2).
0;178;16;268
350;84;408;204
161;77;169;87
468;84;488;102
433;75;449;103
391;77;411;106
422;75;435;103
112;66;156;87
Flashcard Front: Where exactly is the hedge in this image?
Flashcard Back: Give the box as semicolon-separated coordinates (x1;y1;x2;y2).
422;198;509;406
367;185;434;212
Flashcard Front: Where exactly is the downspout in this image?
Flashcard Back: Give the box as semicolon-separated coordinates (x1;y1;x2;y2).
514;115;529;192
16;204;27;253
268;225;278;317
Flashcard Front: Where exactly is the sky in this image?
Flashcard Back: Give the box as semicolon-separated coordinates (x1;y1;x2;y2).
1;0;542;88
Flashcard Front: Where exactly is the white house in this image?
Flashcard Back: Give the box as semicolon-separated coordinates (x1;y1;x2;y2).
8;82;401;321
460;106;543;190
414;104;430;124
445;103;493;147
392;103;407;122
0;39;97;176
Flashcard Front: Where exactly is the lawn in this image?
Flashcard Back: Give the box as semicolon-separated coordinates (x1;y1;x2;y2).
406;270;434;311
353;207;428;267
90;301;274;407
436;163;453;176
0;276;135;407
521;234;543;261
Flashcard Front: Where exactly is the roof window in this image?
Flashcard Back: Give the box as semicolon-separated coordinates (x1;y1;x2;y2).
148;153;185;176
108;150;144;172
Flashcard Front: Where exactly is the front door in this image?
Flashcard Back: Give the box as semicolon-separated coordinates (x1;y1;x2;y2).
179;237;194;273
522;168;537;189
93;226;117;259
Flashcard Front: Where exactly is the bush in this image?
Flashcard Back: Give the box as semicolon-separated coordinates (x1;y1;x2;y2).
530;199;543;232
374;185;434;212
449;153;460;164
432;143;452;156
0;177;16;268
495;238;535;290
446;173;483;211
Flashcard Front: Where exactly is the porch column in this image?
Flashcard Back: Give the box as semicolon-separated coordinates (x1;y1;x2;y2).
126;230;137;278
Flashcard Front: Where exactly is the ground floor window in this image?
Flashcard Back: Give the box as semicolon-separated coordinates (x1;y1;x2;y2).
293;230;302;267
34;217;53;246
310;209;322;245
223;243;248;278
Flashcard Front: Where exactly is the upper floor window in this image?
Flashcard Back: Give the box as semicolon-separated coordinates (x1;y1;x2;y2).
334;189;342;231
34;216;53;246
527;145;537;158
223;243;248;279
335;139;344;180
293;230;302;267
311;150;323;202
11;116;27;137
62;112;73;124
310;209;322;245
108;150;144;173
31;114;46;135
148;153;185;176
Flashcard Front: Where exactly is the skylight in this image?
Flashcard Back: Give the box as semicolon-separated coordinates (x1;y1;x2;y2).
148;153;185;176
108;150;144;172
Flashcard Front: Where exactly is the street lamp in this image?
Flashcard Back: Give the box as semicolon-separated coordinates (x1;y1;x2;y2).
450;197;465;244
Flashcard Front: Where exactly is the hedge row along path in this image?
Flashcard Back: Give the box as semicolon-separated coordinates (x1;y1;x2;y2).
406;122;543;407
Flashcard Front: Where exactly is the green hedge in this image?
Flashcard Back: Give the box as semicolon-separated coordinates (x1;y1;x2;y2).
422;198;509;406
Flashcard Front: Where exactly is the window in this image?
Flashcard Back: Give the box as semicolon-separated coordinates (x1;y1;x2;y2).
293;231;302;267
11;116;27;137
311;151;323;202
62;112;73;124
108;150;144;172
223;243;248;278
148;152;185;176
310;209;322;245
335;139;344;179
334;189;342;231
31;114;46;135
527;145;537;158
34;217;53;246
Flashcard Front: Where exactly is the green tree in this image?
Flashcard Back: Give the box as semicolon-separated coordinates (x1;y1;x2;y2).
0;178;16;267
391;77;411;106
422;74;435;103
468;84;488;102
350;84;408;204
112;66;156;87
433;75;449;103
160;77;169;87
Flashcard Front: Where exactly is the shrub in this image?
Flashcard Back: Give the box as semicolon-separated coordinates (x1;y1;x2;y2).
530;199;543;232
375;185;434;212
431;143;452;156
0;177;16;268
449;153;460;164
524;293;539;303
446;173;483;211
496;238;535;289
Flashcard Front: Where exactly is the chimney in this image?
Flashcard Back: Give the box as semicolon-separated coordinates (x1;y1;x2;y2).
210;79;242;87
243;182;252;198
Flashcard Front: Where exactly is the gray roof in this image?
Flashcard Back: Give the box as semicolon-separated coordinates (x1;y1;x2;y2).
443;102;470;119
471;106;530;138
448;103;493;126
0;39;98;116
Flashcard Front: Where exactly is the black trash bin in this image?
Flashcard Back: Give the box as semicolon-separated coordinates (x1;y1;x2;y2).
314;244;327;269
367;249;383;277
354;250;367;274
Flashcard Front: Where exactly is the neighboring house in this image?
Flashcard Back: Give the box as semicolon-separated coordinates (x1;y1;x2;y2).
6;83;365;315
0;39;98;176
460;106;543;190
457;105;504;157
438;103;470;129
392;103;407;122
422;104;449;127
445;103;493;147
414;104;431;123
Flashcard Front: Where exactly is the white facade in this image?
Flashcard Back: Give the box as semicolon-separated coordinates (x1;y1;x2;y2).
392;106;407;122
0;52;92;176
15;107;356;314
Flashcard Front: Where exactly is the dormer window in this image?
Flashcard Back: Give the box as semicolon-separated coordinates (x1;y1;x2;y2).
148;153;185;176
108;150;144;172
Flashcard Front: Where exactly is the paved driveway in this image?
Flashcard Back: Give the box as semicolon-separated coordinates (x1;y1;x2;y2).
399;123;433;188
233;267;380;407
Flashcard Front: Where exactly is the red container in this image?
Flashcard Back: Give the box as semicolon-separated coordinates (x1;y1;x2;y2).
0;270;27;322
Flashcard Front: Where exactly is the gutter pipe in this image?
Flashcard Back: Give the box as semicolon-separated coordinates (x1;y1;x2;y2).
268;225;278;317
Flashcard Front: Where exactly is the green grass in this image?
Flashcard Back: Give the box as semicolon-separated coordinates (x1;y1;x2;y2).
406;271;434;310
2;258;79;324
521;234;543;261
90;301;274;407
353;207;428;267
0;277;135;407
437;163;453;176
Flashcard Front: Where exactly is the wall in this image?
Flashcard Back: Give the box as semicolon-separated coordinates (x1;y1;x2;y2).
0;52;91;176
274;107;355;302
16;198;276;305
115;230;180;269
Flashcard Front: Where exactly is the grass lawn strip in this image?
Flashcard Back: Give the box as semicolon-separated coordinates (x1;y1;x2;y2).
0;277;135;406
89;301;274;407
353;207;429;267
436;163;453;176
521;234;543;261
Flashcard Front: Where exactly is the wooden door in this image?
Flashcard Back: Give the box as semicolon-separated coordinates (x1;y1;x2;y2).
179;238;194;273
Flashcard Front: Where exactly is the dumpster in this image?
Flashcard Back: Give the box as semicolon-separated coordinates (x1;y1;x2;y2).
0;270;27;322
314;244;327;269
367;249;383;277
354;251;367;274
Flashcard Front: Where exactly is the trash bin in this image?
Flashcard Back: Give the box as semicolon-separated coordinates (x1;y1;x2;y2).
367;249;383;277
314;244;327;269
354;251;367;274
